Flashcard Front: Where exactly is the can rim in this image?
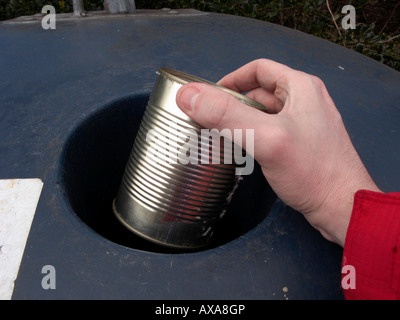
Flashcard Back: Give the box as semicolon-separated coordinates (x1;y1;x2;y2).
159;67;267;112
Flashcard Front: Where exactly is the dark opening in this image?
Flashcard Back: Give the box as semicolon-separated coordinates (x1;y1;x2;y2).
60;93;277;253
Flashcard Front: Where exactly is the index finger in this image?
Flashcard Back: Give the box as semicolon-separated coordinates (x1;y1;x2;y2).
218;59;297;93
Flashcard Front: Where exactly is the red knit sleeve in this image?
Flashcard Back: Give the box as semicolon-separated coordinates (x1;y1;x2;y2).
342;190;400;300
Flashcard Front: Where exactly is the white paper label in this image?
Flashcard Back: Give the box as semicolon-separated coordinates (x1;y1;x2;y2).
0;179;43;300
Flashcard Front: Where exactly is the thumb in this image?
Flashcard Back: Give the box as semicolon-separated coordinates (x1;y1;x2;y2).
176;82;268;133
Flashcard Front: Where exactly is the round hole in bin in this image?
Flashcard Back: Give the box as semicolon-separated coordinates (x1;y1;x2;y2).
60;93;277;253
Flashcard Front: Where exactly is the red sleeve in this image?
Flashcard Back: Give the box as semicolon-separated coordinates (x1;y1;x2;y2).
342;190;400;300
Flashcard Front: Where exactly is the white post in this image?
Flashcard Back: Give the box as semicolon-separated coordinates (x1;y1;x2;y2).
73;0;86;17
104;0;136;14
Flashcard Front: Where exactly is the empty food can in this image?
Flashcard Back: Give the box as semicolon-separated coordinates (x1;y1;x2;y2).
112;67;265;249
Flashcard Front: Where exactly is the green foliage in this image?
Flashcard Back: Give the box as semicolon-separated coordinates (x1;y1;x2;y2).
136;0;400;71
1;0;71;17
0;0;103;18
340;23;400;70
1;0;399;71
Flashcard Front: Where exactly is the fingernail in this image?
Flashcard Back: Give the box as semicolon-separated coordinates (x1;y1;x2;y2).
178;86;200;112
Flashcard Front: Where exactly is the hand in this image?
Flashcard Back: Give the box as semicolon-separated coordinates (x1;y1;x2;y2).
175;59;380;247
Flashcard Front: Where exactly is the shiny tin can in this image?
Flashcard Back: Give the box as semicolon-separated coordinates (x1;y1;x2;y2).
112;68;265;249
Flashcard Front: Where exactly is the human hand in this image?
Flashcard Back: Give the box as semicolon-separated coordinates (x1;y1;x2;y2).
176;59;381;247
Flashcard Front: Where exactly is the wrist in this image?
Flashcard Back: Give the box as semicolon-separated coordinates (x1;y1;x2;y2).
306;180;381;247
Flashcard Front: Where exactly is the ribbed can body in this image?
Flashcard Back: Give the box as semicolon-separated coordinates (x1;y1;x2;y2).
113;68;263;249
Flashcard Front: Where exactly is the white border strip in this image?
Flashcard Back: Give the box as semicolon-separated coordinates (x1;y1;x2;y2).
0;179;44;300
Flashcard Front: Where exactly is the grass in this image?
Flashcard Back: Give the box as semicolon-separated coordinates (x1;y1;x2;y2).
1;0;399;71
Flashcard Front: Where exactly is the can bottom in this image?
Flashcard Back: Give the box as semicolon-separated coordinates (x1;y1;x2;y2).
112;189;216;250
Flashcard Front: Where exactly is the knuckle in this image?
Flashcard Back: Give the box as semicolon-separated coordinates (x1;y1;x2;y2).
310;75;325;90
260;123;292;160
270;126;291;152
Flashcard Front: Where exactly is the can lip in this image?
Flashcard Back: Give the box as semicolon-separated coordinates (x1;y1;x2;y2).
159;67;267;112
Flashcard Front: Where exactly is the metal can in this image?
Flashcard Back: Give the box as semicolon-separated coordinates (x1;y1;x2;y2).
112;67;265;249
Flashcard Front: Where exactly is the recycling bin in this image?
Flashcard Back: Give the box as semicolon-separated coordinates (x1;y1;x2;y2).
0;9;399;300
